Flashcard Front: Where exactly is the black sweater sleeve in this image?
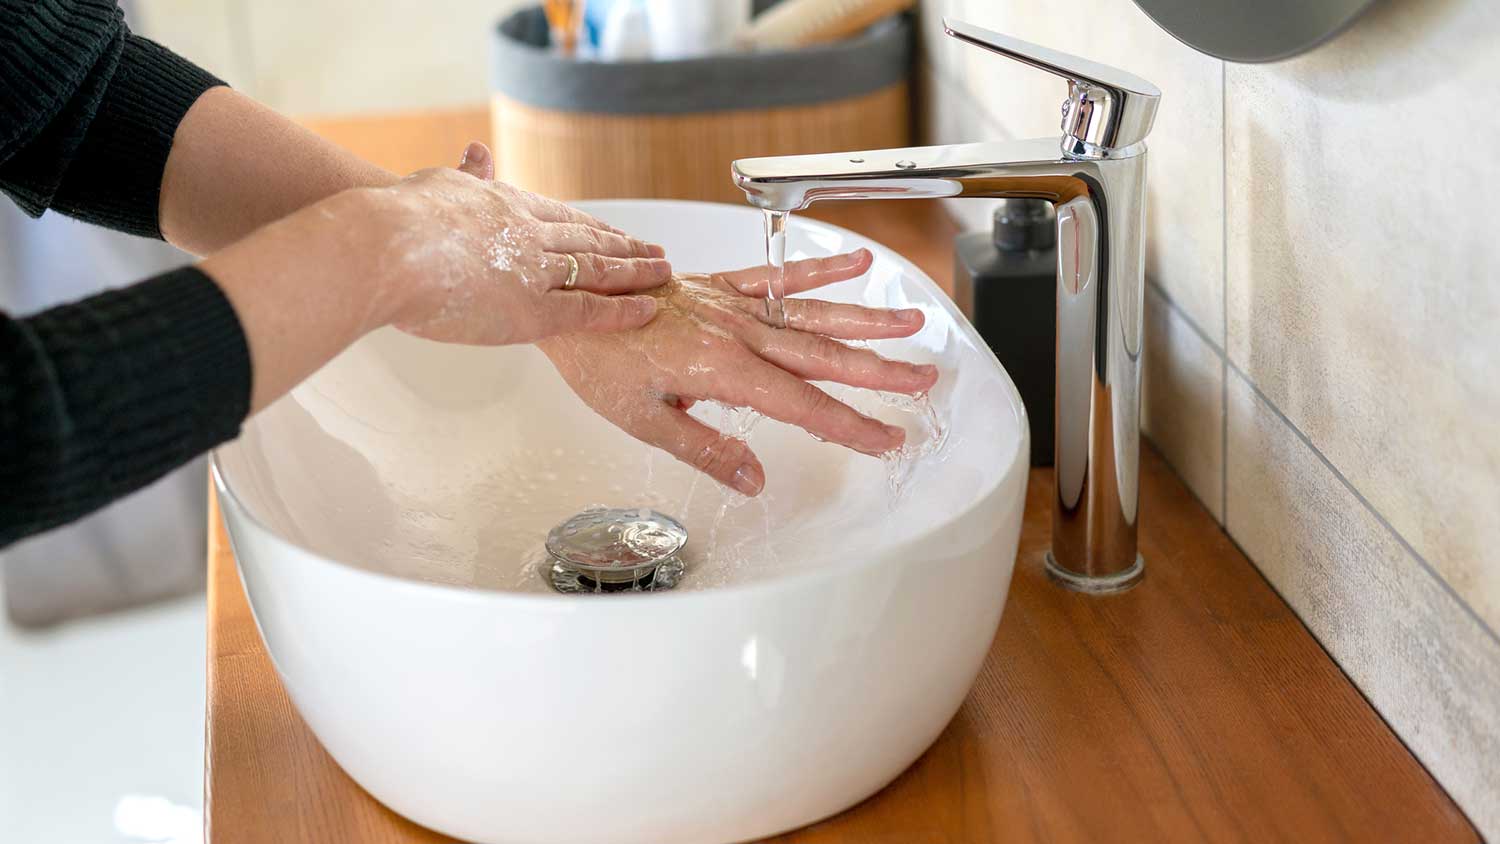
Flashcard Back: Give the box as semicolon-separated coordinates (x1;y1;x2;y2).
1;0;226;237
0;1;252;548
0;268;251;546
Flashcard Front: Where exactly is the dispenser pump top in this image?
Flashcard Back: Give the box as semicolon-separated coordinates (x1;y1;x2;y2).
991;198;1056;253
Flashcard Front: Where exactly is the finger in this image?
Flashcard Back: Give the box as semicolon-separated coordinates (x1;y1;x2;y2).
542;252;672;293
712;354;904;455
637;406;766;496
752;329;938;394
541;222;665;259
714;249;872;296
456;141;494;181
525;196;641;241
542;291;658;335
746;297;925;340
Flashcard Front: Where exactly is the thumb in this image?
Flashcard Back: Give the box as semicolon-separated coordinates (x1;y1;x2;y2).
546;292;658;335
457;141;494;180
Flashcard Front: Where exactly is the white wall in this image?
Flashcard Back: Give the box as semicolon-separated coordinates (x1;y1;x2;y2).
134;0;530;115
919;0;1499;835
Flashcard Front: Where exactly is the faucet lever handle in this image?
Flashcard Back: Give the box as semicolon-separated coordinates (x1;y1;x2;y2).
944;18;1160;156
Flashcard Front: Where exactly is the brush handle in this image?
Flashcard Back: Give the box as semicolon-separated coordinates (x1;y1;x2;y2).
737;0;914;49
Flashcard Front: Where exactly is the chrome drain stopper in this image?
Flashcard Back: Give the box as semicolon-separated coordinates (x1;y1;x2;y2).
545;507;687;594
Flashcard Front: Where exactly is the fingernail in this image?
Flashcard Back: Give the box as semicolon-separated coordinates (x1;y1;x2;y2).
460;141;488;167
636;296;658;316
731;463;764;496
897;308;923;325
653;259;672;280
916;364;938;379
883;423;906;443
647;243;667;258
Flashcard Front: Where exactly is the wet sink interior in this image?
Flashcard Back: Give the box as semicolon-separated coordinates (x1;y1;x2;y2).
211;199;1029;844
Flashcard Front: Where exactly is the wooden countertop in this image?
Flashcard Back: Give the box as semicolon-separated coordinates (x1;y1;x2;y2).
204;109;1477;843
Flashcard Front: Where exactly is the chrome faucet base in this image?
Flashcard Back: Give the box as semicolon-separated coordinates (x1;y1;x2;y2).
1044;552;1145;594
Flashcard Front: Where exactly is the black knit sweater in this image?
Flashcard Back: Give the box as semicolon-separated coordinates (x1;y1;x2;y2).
1;0;250;548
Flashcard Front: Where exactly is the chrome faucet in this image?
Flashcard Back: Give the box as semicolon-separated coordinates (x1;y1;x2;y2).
733;20;1160;593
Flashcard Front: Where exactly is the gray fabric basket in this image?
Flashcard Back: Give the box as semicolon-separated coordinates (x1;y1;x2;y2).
490;6;912;115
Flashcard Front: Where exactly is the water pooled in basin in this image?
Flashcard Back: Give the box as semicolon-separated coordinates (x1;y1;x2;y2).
289;213;968;597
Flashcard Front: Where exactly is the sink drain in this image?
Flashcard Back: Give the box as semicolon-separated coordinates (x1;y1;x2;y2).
545;507;687;594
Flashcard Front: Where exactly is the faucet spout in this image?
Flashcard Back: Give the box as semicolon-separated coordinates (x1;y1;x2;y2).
734;19;1158;593
732;138;1088;212
733;135;1148;593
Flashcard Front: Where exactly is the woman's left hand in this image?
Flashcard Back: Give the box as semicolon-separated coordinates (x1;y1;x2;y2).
539;250;938;496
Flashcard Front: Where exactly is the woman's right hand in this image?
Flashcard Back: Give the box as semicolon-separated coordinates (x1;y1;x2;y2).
539;250;939;496
363;142;671;345
202;141;672;413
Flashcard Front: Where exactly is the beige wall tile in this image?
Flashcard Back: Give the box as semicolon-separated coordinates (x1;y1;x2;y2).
928;0;1225;342
243;0;529;116
1224;0;1500;630
1226;372;1500;840
1143;285;1223;519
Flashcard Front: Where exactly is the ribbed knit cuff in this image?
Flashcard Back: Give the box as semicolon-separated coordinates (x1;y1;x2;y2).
1;266;250;544
0;0;123;158
50;32;226;239
36;266;249;493
0;0;124;219
129;265;253;448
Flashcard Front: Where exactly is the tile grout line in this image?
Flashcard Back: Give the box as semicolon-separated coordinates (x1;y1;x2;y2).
1141;283;1229;521
1147;279;1224;358
1220;60;1229;527
1224;362;1500;653
1214;515;1490;840
1162;66;1496;653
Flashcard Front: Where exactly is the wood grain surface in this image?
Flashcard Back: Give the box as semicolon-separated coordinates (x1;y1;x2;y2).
490;83;908;205
203;109;1478;843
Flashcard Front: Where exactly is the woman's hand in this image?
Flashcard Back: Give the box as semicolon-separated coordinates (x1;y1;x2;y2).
203;142;672;413
369;143;671;345
538;250;939;496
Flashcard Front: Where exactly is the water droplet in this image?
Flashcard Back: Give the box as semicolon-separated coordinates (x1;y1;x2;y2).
895;160;917;170
849;157;864;163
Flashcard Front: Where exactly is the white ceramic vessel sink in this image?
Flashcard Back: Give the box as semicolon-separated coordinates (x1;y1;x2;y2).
213;200;1029;844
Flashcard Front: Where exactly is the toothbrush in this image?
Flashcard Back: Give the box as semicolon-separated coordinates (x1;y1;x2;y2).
545;0;586;54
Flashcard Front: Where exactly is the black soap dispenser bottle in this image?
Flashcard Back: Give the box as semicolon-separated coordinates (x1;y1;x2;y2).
952;199;1057;467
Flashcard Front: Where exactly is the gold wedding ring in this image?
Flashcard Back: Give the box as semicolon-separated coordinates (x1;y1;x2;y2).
562;253;580;290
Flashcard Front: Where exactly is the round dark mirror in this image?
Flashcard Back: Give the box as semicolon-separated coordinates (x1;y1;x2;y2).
1131;0;1381;62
